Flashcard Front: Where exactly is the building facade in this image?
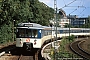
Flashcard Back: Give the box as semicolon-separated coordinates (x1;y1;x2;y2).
59;17;69;27
49;9;88;28
70;18;87;27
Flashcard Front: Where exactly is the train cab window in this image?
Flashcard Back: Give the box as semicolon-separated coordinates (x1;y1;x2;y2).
32;29;38;38
17;29;25;37
17;28;38;38
25;29;38;38
25;29;32;37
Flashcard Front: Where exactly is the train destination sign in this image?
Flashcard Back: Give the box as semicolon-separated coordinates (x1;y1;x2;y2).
24;24;33;27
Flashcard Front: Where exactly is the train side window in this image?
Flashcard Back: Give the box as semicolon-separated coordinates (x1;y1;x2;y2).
32;29;38;38
44;31;48;36
41;30;44;37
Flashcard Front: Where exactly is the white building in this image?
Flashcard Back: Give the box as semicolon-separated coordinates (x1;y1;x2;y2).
49;9;70;27
59;17;69;27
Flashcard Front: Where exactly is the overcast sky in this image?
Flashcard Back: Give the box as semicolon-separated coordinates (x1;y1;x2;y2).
39;0;90;17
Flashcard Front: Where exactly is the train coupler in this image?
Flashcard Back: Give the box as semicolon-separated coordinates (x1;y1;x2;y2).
23;42;33;51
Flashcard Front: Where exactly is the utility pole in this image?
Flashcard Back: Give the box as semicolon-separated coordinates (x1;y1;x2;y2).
69;14;70;41
54;0;57;60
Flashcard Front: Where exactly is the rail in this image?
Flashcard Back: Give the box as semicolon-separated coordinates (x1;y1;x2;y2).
41;40;61;60
78;40;90;55
0;45;15;56
70;40;90;59
18;55;33;60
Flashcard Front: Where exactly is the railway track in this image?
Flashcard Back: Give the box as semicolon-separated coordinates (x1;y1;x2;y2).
0;46;40;60
70;40;90;60
0;55;34;60
18;55;33;60
15;48;40;60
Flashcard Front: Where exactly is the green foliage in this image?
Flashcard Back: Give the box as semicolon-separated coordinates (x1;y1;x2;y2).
0;0;54;44
0;0;54;26
0;22;13;43
50;36;79;59
68;35;75;42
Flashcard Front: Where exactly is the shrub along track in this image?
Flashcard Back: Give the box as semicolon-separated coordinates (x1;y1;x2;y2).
70;40;90;60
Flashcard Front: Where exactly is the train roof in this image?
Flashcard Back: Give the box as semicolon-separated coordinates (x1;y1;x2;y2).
56;28;90;30
18;22;42;27
17;22;50;29
49;27;90;30
17;23;90;30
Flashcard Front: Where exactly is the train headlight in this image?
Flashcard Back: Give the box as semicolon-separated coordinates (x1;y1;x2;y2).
20;39;23;44
20;38;22;44
20;39;22;41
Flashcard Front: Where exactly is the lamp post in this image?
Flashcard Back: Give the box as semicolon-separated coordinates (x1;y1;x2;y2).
50;23;53;45
13;20;15;42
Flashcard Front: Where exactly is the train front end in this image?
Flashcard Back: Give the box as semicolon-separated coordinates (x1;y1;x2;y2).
16;23;43;51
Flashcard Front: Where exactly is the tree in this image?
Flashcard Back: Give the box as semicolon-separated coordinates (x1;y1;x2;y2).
0;0;54;43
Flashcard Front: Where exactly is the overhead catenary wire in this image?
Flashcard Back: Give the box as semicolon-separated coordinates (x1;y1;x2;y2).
68;6;86;15
80;0;83;6
66;5;85;8
60;0;85;16
76;0;90;17
62;0;66;6
60;0;89;17
61;0;77;9
79;7;86;15
77;0;87;17
69;8;77;14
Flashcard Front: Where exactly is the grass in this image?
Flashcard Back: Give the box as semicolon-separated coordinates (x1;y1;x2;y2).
50;35;82;60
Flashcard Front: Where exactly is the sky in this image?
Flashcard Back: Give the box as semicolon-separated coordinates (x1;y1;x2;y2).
39;0;90;17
